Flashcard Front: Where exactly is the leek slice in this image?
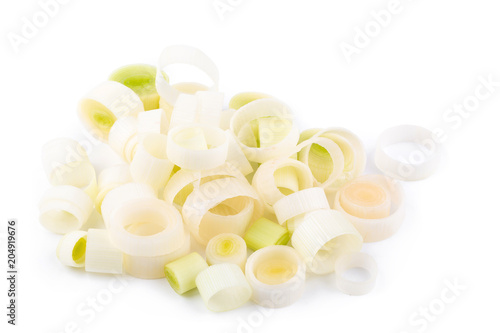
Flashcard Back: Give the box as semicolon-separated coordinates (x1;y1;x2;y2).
164;252;209;294
85;229;123;274
245;245;306;308
56;230;88;268
335;252;378;295
95;164;132;214
108;116;139;163
229;92;272;110
78;81;144;141
243;218;290;251
109;64;160;111
169;91;223;130
272;187;330;226
195;263;252;312
205;233;247;270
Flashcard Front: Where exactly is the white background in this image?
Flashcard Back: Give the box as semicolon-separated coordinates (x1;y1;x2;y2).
1;0;500;332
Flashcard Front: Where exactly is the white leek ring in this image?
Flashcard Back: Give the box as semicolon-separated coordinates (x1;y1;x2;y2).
272;187;330;226
374;125;442;181
335;252;378;296
334;174;405;242
291;209;363;275
195;263;252;312
56;230;88;268
245;245;306;308
230;98;300;163
78;81;144;141
95;164;132;214
39;185;93;234
108;116;139;163
167;124;228;171
206;233;247;270
85;228;123;274
164;251;208;294
169;91;224;130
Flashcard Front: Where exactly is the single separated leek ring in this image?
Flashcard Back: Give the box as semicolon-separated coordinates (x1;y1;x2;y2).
230;98;300;163
206;233;247;270
164;252;208;294
108;197;185;257
41;138;97;198
298;127;366;189
252;158;314;211
195;263;252;312
166;124;228;171
334;174;405;242
245;245;306;308
39;185;93;234
78;81;144;141
56;230;87;268
335;252;378;296
182;177;262;245
291;209;363;275
374;125;442;181
272;187;330;226
156;45;219;106
95;164;132;214
124;230;191;279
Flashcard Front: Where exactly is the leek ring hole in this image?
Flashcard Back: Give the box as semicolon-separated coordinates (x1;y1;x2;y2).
382;141;430;166
341;266;372;283
40;209;79;233
72;237;87;264
253;251;298;285
123;209;170;237
81;99;117;134
307;143;334;183
323;134;355;172
209;197;251;217
51;162;95;189
258;116;292;144
142;133;168;159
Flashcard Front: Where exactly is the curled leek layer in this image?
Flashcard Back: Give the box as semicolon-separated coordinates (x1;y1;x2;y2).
95;164;132;214
298;128;366;190
137;109;168;140
108;116;139;163
130;133;174;194
39;185;93;234
195;263;252;312
230;98;300;163
182;177;262;245
228;92;272;110
56;230;87;268
225;130;254;176
164;252;209;294
169;91;224;130
272;187;330;227
78;81;144;141
166;124;228;171
41;138;97;199
156;45;219;107
335;252;378;296
243;218;290;251
163;163;247;210
206;233;247;270
124;230;191;279
334;174;405;242
159;82;209;121
252;158;314;212
109;64;160;111
245;245;306;308
374;125;442;181
108;198;185;257
291;209;363;275
100;182;157;228
85;228;123;274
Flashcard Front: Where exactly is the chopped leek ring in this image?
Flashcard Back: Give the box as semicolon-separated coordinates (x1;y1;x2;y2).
195;263;252;312
39;185;93;234
334;174;405;242
124;230;191;279
159;82;209;120
230;98;299;163
291;209;363;275
225;130;253;176
85;229;123;274
169;91;223;130
156;45;219;106
109;64;160;111
108;197;185;256
41;138;97;198
167;124;228;171
130;133;174;194
164;252;209;294
56;230;88;267
335;252;378;295
78;81;144;141
100;182;156;228
244;218;290;251
206;233;247;270
108;116;139;163
229;92;272;110
95;164;132;214
273;187;330;226
245;245;306;308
